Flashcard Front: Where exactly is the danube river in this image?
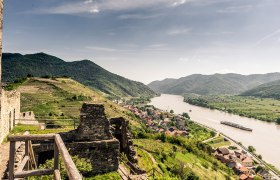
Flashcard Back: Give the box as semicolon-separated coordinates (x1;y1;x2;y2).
149;94;280;169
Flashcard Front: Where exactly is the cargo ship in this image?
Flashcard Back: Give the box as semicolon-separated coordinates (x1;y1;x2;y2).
220;121;253;132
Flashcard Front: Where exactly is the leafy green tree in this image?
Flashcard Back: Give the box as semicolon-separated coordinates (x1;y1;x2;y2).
182;112;190;119
159;133;167;142
170;109;174;114
248;145;256;153
277;118;280;125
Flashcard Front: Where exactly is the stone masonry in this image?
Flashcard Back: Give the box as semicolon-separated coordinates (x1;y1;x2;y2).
0;89;21;143
33;103;145;175
60;103;120;174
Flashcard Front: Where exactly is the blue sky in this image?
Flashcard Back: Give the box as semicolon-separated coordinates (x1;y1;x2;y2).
3;0;280;83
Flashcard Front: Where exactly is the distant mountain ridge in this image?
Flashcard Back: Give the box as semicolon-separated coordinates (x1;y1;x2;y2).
148;73;280;95
241;79;280;99
2;52;156;97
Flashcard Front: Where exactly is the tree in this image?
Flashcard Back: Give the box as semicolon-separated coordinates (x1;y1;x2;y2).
182;112;190;119
248;145;256;153
170;109;174;114
277;118;280;125
159;133;167;142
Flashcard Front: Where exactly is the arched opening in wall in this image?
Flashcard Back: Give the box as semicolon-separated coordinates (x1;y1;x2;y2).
37;150;54;166
9;111;11;130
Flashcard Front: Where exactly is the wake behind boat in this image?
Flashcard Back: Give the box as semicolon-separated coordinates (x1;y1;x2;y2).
220;121;253;132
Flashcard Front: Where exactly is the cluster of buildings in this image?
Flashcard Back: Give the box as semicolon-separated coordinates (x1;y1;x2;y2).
214;147;271;180
123;105;189;137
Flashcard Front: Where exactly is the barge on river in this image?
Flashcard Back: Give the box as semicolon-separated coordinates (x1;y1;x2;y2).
220;121;253;132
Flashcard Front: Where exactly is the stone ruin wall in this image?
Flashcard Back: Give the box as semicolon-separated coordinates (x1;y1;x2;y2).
16;111;37;125
60;103;120;174
0;89;21;143
33;103;143;175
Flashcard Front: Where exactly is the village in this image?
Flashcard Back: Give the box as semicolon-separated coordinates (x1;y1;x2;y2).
119;98;275;180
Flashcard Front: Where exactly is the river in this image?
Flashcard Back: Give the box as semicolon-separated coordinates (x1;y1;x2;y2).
149;94;280;170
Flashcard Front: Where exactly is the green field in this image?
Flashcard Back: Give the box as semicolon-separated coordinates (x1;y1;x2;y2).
205;136;231;149
134;139;237;179
185;95;280;122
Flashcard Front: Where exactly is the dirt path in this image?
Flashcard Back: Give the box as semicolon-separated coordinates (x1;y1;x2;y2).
0;143;9;179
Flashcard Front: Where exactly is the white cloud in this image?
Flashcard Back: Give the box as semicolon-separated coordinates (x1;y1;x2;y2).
143;43;170;51
167;27;191;35
84;0;93;4
118;13;164;20
34;0;189;15
254;28;280;47
172;0;187;7
89;7;100;14
217;4;255;13
148;44;168;48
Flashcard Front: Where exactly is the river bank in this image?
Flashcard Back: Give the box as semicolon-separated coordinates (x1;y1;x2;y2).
149;94;280;170
184;95;280;123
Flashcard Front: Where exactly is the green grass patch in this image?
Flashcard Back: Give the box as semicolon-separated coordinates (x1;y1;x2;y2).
134;139;237;180
206;136;231;148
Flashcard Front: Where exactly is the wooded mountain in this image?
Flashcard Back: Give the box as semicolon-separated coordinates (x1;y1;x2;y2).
2;53;156;97
148;73;280;95
241;80;280;99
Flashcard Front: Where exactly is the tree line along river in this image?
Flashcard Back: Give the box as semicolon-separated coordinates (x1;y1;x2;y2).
149;94;280;170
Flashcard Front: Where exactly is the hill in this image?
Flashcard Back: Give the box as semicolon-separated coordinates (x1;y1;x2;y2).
241;80;280;99
148;73;280;95
14;77;237;179
2;53;156;98
16;77;141;128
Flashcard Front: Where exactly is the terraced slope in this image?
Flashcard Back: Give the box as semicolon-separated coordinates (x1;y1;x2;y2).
17;77;141;128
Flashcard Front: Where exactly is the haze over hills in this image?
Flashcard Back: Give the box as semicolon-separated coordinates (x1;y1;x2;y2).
148;73;280;95
2;53;156;98
241;79;280;100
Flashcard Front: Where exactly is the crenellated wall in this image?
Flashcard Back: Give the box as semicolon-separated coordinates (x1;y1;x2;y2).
0;89;21;143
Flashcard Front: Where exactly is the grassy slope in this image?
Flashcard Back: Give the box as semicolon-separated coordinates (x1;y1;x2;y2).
185;95;280;122
134;139;237;179
11;77;141;179
241;79;280;100
17;77;142;129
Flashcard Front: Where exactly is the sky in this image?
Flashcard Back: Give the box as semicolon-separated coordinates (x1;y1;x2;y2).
3;0;280;84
